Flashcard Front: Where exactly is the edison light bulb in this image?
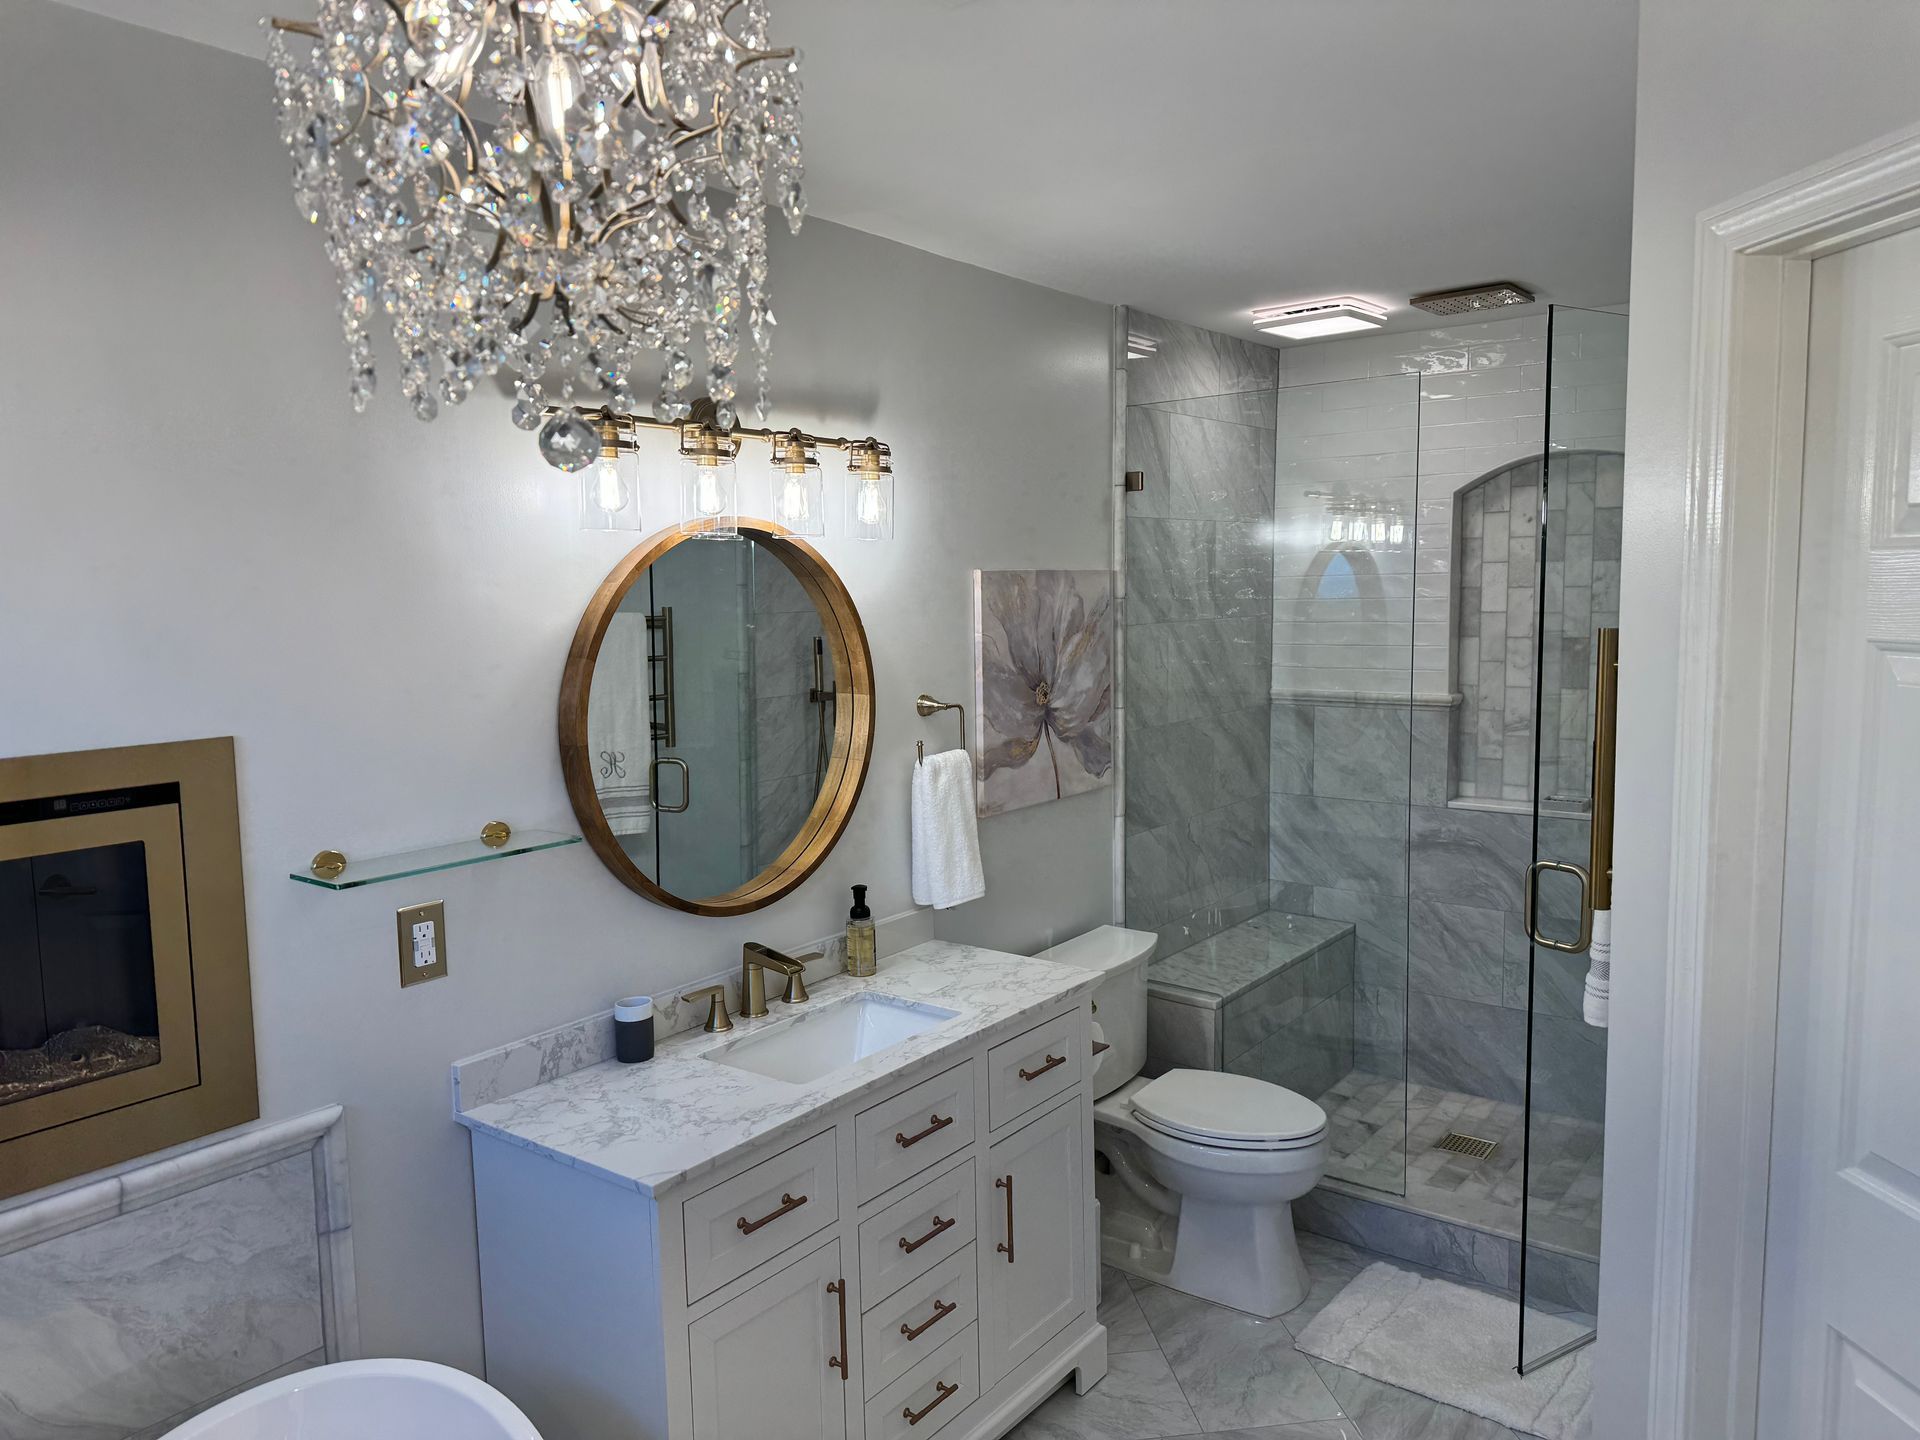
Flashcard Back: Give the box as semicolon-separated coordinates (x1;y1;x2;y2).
695;466;726;517
592;456;626;514
779;472;809;524
1389;521;1405;546
856;478;883;527
1328;518;1345;543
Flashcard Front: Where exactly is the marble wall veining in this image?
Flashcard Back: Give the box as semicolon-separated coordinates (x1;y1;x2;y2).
0;1107;354;1440
1121;311;1279;960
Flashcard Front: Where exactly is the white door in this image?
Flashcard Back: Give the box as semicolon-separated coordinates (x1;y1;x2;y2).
1758;224;1920;1437
688;1239;850;1440
978;1097;1088;1387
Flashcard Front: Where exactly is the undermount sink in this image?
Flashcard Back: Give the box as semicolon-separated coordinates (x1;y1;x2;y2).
709;993;958;1084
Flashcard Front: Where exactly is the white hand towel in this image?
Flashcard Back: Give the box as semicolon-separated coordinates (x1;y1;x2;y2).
911;750;986;910
1583;909;1611;1028
587;608;653;836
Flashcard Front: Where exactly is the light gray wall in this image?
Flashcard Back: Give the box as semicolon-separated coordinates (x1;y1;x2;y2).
1604;2;1920;1432
0;0;1114;1371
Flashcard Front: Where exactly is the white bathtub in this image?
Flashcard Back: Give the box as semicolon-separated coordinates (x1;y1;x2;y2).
162;1359;541;1440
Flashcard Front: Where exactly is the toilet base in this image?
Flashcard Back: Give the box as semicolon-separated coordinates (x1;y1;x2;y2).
1165;1196;1309;1319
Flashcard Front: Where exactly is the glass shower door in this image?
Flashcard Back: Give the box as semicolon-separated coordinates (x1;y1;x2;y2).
1518;305;1624;1371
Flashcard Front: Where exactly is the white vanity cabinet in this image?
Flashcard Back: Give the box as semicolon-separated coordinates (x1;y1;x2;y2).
466;998;1106;1440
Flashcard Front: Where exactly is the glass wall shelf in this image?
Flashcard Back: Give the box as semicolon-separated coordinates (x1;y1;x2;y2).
289;829;582;891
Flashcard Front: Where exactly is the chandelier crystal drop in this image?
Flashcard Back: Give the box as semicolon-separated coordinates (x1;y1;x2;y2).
266;0;807;469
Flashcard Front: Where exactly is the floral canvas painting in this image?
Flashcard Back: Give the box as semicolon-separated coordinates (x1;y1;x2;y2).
973;569;1115;817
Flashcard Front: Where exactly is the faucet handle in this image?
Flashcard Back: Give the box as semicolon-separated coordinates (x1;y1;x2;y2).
680;984;733;1033
783;950;824;1006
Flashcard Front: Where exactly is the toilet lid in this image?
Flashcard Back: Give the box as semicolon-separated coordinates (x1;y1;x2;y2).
1132;1070;1327;1149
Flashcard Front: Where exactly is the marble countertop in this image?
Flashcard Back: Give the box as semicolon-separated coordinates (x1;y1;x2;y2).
453;941;1099;1199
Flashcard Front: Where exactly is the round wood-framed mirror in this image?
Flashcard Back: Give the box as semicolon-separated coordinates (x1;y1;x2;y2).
560;520;875;915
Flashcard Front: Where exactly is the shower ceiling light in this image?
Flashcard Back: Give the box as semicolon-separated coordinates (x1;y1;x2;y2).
264;0;808;471
1253;298;1389;340
1409;281;1536;316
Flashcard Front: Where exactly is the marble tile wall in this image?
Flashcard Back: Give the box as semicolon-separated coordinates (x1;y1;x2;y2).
749;547;829;871
1121;311;1279;958
1454;451;1624;804
0;1107;353;1440
1270;716;1606;1123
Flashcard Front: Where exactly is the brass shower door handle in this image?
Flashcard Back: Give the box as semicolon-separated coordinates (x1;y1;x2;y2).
1523;859;1593;954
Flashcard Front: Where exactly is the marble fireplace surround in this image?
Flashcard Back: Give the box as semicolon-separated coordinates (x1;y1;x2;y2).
0;1106;355;1440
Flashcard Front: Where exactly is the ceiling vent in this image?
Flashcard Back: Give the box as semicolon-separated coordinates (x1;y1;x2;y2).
1251;298;1388;340
1408;282;1535;316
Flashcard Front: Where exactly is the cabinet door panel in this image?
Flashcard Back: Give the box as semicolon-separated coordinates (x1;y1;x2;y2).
689;1240;848;1440
978;1098;1089;1387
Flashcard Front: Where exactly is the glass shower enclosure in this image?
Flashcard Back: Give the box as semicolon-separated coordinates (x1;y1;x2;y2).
1120;301;1622;1375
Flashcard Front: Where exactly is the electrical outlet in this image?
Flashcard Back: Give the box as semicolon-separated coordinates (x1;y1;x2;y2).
395;901;448;987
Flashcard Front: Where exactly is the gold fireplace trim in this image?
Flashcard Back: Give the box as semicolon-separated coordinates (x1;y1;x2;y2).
0;738;257;1201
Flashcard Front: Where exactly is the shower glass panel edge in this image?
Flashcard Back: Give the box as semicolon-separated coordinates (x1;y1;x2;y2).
1517;304;1624;1373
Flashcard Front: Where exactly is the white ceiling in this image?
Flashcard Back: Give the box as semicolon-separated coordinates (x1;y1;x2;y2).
53;0;1639;340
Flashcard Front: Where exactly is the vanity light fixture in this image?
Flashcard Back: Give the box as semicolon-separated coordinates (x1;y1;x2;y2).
555;398;898;540
263;0;807;470
845;440;895;542
769;431;826;537
1253;297;1389;340
679;424;742;539
581;415;643;532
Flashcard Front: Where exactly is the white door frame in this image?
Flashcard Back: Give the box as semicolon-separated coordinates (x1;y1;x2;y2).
1648;119;1920;1439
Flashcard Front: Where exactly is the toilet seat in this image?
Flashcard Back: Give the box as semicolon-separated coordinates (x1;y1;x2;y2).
1131;1070;1327;1151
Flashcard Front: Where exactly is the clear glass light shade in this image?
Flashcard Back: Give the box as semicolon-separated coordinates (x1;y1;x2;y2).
581;453;642;532
681;456;740;538
770;455;826;537
846;470;894;541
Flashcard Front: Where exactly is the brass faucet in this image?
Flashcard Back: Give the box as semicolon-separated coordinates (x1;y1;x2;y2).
741;942;814;1018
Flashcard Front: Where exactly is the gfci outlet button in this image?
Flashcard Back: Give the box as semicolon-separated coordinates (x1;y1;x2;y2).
395;901;448;987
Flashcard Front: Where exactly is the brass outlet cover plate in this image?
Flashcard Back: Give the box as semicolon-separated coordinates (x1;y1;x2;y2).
396;901;448;987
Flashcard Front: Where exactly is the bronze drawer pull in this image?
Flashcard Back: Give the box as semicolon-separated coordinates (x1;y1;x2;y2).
903;1380;959;1426
900;1297;957;1342
736;1192;807;1235
895;1114;954;1148
897;1214;955;1254
995;1174;1014;1263
826;1279;849;1379
1018;1053;1066;1082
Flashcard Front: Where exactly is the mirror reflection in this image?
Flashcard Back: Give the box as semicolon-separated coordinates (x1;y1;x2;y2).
584;535;842;904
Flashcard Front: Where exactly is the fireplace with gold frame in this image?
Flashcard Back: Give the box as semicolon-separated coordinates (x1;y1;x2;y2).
0;738;257;1200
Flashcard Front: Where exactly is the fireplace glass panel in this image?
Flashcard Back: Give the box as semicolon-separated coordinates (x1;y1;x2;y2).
0;841;163;1108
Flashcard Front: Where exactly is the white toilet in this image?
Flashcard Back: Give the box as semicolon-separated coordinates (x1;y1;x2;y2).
1038;924;1329;1319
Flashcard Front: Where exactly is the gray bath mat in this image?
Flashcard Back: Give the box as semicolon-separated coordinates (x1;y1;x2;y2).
1291;1263;1592;1439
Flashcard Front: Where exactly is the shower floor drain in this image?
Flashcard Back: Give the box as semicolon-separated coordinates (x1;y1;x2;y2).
1434;1131;1499;1160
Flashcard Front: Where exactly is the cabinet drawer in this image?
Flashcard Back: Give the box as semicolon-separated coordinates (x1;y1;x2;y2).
855;1059;975;1203
987;1010;1082;1130
864;1325;979;1440
682;1130;838;1303
859;1159;974;1305
860;1245;977;1398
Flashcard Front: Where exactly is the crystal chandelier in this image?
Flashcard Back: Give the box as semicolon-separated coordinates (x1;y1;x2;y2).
265;0;806;471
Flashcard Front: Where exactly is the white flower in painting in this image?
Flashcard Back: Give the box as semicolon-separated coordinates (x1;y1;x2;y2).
980;571;1114;801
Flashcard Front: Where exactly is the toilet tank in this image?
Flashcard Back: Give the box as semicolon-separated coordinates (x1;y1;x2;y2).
1033;925;1157;1099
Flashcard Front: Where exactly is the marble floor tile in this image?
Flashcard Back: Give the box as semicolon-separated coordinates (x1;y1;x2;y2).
1278;1234;1375;1336
1307;1359;1520;1440
1007;1349;1202;1440
1102;1266;1161;1354
1135;1284;1344;1432
1199;1424;1361;1440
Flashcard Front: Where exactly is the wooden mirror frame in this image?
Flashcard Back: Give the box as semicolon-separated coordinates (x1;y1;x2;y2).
560;519;875;916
